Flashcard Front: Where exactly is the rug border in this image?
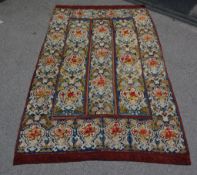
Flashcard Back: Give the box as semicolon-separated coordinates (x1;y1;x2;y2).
13;4;191;165
55;4;146;9
14;151;190;165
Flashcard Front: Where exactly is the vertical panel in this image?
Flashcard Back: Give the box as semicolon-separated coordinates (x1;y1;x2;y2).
132;9;178;119
52;19;90;117
88;19;115;115
113;18;151;116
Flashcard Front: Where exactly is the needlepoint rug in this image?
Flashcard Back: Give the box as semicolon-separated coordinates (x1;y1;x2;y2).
14;5;191;165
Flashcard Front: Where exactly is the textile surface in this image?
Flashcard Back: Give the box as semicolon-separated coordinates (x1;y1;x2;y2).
14;5;191;165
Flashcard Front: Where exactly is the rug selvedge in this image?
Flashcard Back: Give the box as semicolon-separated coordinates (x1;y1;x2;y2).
14;5;190;165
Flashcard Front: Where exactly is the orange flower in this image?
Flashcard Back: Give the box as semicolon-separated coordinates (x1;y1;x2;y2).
143;34;153;42
97;26;108;33
137;15;147;21
96;48;109;58
67;55;83;66
139;128;150;138
70;56;77;64
74;29;83;38
132;127;151;139
45;56;55;66
154;88;168;98
54;126;72;138
26;127;41;140
35;87;51;97
121;28;130;37
54;127;65;138
161;128;177;140
147;58;159;69
57;14;64;20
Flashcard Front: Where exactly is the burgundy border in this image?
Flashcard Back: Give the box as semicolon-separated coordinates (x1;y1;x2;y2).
13;5;191;165
55;4;146;9
52;114;152;120
14;151;190;165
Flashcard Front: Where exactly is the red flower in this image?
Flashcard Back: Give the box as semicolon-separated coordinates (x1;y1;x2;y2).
67;91;75;98
93;76;106;88
111;122;122;136
139;128;149;136
162;128;177;140
82;124;96;137
149;58;158;67
129;91;138;98
120;55;134;64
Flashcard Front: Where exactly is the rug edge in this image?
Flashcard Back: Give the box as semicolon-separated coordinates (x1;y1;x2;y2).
13;151;191;165
55;4;146;9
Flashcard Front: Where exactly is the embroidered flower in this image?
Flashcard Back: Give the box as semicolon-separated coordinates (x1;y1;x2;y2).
73;10;84;18
53;125;72;138
132;127;151;139
96;25;108;34
66;54;84;68
121;88;144;105
92;75;107;88
49;32;64;42
25;126;42;141
120;54;135;65
142;33;154;42
58;86;82;107
110;122;123;136
81;123;96;137
54;14;65;23
153;88;168;100
96;48;109;59
136;14;148;22
160;127;177;140
45;56;56;66
34;87;52;98
120;28;132;37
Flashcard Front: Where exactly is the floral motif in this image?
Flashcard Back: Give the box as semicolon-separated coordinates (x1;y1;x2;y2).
130;120;156;151
49;122;74;151
104;119;129;150
26;84;54;116
56;86;82;113
75;119;102;150
19;124;46;152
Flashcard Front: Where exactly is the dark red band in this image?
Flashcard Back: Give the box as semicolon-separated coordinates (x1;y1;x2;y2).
55;5;146;9
14;151;191;165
